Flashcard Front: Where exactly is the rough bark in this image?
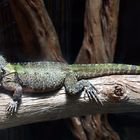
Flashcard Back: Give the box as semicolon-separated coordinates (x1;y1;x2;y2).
75;0;120;63
9;0;64;61
74;0;120;140
0;75;140;129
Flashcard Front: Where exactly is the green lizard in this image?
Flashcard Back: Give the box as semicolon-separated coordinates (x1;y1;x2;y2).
0;55;139;115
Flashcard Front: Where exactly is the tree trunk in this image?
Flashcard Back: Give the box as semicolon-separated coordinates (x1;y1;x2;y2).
76;0;119;64
74;0;120;140
9;0;64;61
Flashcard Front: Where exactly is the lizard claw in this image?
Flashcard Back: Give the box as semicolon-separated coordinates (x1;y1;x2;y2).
84;85;103;106
6;100;18;115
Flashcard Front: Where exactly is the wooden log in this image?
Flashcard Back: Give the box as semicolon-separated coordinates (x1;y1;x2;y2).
0;75;140;129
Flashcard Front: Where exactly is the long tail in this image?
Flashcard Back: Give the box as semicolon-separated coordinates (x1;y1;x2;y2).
68;64;140;79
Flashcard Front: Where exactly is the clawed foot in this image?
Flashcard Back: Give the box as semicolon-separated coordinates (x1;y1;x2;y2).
6;100;18;115
84;84;103;105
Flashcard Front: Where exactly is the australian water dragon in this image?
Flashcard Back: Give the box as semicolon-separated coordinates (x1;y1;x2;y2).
0;56;139;115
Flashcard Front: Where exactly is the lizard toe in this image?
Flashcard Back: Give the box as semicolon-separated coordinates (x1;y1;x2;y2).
85;86;103;106
6;101;18;115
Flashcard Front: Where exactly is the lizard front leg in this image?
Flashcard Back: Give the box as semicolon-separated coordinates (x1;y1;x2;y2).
1;76;22;115
64;73;102;105
6;84;22;115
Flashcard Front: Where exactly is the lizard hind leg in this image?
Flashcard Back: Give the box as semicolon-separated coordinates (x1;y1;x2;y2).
83;80;103;105
64;73;102;105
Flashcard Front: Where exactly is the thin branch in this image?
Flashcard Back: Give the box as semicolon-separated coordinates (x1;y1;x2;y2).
0;75;140;129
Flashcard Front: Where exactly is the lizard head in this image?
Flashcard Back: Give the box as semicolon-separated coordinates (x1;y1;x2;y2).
0;55;7;68
0;55;7;78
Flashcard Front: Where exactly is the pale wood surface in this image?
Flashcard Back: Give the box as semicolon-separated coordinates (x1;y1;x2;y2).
0;75;140;129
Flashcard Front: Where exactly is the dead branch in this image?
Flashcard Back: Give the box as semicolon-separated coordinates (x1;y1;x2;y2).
0;75;140;129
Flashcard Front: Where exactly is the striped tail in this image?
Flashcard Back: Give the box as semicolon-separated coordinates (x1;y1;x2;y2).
68;64;140;79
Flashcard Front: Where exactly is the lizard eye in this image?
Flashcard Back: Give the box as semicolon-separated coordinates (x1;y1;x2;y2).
1;68;6;74
0;68;4;80
0;68;5;77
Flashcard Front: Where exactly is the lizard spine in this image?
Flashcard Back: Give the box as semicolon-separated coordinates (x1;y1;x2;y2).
69;64;140;79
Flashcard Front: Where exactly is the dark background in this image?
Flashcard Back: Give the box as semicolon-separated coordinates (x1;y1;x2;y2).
0;0;140;140
111;0;140;139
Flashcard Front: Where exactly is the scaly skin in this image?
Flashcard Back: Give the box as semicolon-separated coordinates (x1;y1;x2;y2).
0;56;140;115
